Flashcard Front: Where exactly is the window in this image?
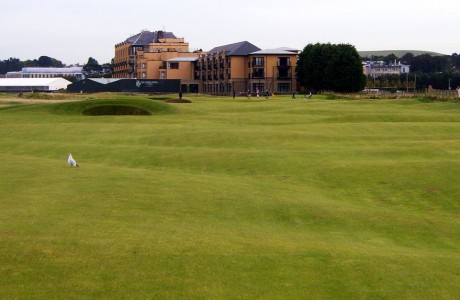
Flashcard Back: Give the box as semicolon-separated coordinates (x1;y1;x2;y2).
253;68;264;78
278;68;290;78
277;83;290;92
169;62;179;69
252;57;264;67
278;57;289;66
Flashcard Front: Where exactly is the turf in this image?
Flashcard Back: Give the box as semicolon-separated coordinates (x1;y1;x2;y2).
0;94;459;299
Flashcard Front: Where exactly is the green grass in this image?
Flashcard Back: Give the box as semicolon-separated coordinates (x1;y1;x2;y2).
0;94;459;299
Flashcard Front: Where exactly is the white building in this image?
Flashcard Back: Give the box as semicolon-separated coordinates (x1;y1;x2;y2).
6;67;85;80
363;61;410;77
0;78;72;92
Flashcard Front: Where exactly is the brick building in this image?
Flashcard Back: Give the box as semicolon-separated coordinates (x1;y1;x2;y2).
113;31;298;94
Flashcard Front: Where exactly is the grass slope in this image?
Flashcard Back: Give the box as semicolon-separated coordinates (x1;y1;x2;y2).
0;94;459;298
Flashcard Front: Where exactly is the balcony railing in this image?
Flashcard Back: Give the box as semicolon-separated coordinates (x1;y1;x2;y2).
277;70;291;78
277;61;291;67
252;61;265;67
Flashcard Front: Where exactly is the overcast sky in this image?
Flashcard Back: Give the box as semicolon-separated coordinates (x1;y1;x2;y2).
2;0;459;65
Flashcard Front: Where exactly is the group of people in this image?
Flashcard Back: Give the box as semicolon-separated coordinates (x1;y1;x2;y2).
246;89;271;99
244;90;314;100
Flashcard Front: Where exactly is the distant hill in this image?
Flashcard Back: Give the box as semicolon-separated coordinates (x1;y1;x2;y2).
359;50;447;58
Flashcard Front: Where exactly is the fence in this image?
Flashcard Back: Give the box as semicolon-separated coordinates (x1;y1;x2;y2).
333;89;460;100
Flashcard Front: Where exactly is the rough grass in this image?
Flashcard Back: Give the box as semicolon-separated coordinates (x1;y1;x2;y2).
0;94;459;299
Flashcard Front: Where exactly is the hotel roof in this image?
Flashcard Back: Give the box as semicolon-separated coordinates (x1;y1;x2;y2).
126;30;177;45
167;57;198;62
250;49;298;55
207;41;261;56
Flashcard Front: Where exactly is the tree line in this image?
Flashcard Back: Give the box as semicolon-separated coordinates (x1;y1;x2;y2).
366;52;460;74
362;52;460;90
296;44;460;92
0;56;65;74
0;56;110;76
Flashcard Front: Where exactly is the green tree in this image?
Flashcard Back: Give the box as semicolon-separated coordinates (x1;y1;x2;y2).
0;57;23;74
383;53;398;64
83;57;102;72
297;43;366;92
38;56;53;67
452;53;460;70
401;52;414;65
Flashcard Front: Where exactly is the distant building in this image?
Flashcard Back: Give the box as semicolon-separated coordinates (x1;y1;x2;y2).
196;42;298;95
6;67;85;80
163;56;201;93
363;61;410;77
249;48;298;94
113;30;204;80
0;78;71;92
113;31;298;94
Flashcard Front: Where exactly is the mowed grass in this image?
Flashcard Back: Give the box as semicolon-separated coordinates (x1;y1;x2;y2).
0;94;459;299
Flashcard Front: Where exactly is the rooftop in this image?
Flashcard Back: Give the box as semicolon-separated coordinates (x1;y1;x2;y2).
250;49;298;55
167;57;198;62
0;78;71;86
21;67;83;73
207;41;261;56
126;30;177;45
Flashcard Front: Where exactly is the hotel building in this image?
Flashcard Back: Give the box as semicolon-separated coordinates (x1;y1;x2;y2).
114;31;298;94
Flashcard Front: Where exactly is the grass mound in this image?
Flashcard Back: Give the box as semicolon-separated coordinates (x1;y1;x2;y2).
49;97;177;116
